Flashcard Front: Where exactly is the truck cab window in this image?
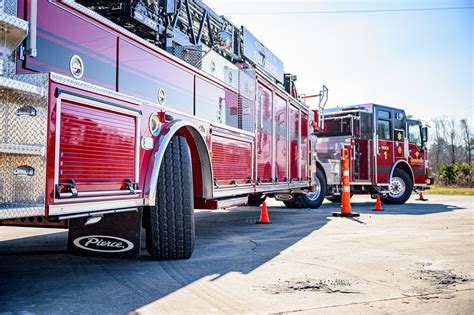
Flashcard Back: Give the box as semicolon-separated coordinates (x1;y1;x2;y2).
359;112;371;139
377;120;391;140
408;123;422;147
377;110;391;140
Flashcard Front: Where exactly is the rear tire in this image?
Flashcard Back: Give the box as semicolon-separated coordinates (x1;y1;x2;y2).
381;169;413;205
145;136;195;260
248;194;266;207
284;171;327;209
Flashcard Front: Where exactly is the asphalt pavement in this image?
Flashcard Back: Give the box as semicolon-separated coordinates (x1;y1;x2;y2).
0;195;473;314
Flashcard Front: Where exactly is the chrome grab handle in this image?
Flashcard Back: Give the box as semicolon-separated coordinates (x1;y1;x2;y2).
404;137;409;158
352;145;356;160
376;135;380;155
373;133;379;156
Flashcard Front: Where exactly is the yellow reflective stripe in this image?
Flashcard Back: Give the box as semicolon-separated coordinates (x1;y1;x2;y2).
342;186;351;192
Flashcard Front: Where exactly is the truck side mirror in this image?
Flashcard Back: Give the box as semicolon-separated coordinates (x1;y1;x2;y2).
421;126;428;147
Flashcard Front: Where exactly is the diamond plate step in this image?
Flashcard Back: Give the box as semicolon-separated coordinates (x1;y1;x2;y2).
0;11;28;75
0;143;46;156
0;76;46;96
0;203;44;220
0;12;27;35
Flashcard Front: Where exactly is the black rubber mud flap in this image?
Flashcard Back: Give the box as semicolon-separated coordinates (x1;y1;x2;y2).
68;209;142;259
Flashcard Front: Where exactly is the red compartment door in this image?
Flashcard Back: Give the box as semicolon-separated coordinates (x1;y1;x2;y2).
300;112;309;180
58;99;138;193
274;95;288;182
211;134;252;186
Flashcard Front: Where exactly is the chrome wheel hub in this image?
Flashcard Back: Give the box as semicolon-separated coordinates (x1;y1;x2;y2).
389;176;406;198
306;177;321;201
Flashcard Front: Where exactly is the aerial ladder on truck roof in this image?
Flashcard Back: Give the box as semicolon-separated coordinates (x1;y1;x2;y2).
77;0;289;86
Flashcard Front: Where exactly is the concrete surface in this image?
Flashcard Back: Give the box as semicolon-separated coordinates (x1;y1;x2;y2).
0;195;473;314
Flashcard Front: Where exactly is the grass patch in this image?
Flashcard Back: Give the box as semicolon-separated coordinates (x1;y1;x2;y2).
423;186;474;196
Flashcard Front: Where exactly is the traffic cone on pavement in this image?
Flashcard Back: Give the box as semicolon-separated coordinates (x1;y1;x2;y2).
256;201;270;224
416;193;428;201
373;195;383;211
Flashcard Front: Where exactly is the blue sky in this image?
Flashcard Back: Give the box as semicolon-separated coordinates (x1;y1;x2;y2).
206;0;473;125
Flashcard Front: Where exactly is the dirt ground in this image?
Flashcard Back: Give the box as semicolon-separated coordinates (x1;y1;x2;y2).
0;195;473;314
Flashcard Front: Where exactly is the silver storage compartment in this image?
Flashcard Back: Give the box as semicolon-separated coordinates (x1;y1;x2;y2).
0;74;48;219
0;3;50;219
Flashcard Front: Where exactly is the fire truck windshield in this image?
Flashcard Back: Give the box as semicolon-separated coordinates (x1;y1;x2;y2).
408;121;422;147
319;116;353;137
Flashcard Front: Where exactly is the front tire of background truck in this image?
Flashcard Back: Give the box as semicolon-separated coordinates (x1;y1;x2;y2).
145;136;195;260
381;169;413;205
284;171;327;209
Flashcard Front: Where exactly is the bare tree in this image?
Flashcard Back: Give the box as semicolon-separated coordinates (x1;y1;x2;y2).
430;117;446;171
442;117;458;164
429;116;472;171
460;119;472;164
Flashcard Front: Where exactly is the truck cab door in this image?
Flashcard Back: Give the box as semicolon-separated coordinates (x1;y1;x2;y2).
352;112;371;181
407;120;427;185
375;108;394;184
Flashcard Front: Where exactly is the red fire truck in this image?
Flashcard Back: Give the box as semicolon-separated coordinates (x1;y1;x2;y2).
0;0;325;259
313;104;433;205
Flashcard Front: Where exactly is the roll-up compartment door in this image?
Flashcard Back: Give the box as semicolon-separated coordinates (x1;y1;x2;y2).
274;95;288;182
55;93;141;199
300;112;309;180
211;133;253;186
256;83;273;183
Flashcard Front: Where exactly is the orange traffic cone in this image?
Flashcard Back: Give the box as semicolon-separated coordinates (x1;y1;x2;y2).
416;193;428;201
256;201;271;224
373;195;383;211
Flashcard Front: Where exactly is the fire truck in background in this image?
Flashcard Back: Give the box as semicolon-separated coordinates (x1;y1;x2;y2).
0;0;326;259
313;104;433;205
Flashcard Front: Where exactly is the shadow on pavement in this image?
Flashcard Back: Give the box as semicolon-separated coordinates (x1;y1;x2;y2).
0;198;466;313
321;199;465;216
0;206;329;314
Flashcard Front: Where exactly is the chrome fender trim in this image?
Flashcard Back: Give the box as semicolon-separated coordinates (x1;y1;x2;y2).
389;160;414;182
145;120;213;206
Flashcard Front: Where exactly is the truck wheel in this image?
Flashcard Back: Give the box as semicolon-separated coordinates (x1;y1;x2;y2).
145;136;195;260
248;194;266;207
284;171;327;209
382;169;413;205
